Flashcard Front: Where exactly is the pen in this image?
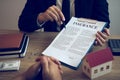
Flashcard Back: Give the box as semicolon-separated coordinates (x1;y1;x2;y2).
60;21;66;30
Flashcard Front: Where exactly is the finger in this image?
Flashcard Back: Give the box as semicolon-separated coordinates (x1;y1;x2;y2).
97;31;108;40
96;37;103;46
35;55;45;62
40;56;49;74
49;5;65;25
25;61;41;79
34;62;41;70
59;65;63;74
104;28;110;36
49;56;61;65
53;6;65;22
38;12;54;22
35;56;42;62
53;6;64;25
45;10;55;22
49;56;63;73
46;5;65;25
48;57;60;73
96;32;106;46
48;57;63;74
96;32;106;43
28;62;41;72
46;6;60;22
32;62;42;74
49;6;61;22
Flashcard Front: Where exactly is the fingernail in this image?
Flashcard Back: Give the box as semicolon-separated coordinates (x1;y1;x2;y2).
63;17;65;21
61;21;63;24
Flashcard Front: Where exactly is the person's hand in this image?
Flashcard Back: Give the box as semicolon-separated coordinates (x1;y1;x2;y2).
12;56;62;80
23;62;41;80
38;5;65;26
12;62;41;80
36;56;63;74
40;56;63;80
24;56;63;80
95;28;110;46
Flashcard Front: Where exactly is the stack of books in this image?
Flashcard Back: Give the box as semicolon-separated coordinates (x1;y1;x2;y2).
0;32;29;58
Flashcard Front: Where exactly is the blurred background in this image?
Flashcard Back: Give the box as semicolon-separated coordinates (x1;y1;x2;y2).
0;0;120;35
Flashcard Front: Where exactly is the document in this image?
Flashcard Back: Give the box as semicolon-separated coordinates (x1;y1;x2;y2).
42;17;107;69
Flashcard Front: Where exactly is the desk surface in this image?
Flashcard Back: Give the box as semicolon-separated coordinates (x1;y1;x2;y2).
0;30;120;80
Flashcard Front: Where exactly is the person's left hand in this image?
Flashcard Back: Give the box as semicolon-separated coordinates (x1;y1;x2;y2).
95;28;110;46
12;61;41;80
24;56;63;80
12;56;63;80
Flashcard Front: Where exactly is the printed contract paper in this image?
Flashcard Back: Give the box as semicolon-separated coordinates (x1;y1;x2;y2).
42;17;107;69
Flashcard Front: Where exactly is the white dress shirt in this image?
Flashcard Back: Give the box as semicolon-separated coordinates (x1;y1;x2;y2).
56;0;75;18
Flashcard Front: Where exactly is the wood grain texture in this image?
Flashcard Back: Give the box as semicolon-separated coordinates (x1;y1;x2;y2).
0;30;120;80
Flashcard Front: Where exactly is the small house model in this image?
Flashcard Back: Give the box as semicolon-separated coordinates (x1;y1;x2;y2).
82;47;114;79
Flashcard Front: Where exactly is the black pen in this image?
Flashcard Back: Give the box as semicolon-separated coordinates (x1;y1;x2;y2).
60;21;66;30
62;21;66;29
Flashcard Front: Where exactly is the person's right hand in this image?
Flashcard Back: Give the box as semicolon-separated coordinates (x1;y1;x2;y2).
38;5;65;26
40;56;63;80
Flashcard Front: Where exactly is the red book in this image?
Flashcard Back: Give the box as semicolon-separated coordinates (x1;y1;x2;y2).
0;32;25;52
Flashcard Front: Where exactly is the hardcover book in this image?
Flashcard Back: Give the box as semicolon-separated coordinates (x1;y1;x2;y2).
0;32;24;51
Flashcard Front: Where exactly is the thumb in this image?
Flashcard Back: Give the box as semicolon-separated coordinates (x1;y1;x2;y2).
24;62;41;80
27;62;41;75
40;56;49;74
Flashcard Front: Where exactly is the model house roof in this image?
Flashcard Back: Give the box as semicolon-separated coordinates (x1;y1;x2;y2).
85;47;114;67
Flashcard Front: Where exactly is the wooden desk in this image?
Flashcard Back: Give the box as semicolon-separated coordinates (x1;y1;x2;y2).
0;30;120;80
